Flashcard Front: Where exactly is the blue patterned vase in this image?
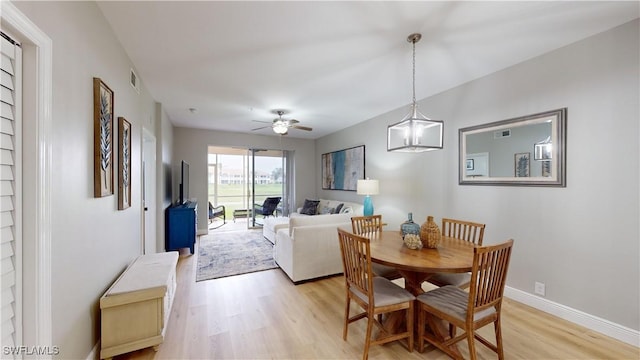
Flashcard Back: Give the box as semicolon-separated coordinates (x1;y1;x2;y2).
400;213;420;238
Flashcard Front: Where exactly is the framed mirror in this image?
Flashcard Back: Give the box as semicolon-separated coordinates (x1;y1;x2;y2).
459;108;566;187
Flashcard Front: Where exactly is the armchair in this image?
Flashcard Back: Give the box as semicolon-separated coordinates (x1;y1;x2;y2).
208;202;226;229
253;197;281;218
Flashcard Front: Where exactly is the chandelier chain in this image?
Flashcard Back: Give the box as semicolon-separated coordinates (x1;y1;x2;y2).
412;39;416;105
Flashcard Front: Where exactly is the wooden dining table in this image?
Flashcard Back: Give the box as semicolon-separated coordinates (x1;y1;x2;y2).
368;230;476;296
365;230;476;354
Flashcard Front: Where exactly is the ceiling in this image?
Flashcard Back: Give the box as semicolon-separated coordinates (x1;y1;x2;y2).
97;1;638;139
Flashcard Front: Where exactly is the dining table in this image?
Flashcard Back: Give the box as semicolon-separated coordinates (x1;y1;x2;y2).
365;230;477;355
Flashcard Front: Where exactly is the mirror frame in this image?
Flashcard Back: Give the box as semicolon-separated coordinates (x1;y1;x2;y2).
459;108;567;187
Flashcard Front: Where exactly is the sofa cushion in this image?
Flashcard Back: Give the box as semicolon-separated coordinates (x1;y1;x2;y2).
300;199;320;215
262;216;291;244
289;213;352;236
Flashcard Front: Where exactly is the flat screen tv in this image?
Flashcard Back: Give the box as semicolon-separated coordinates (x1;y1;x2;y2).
179;160;189;204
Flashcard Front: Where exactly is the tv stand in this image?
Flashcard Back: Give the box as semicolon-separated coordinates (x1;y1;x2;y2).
166;201;197;254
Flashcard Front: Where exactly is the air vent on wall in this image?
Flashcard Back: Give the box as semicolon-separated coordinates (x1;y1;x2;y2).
130;68;140;94
494;129;511;139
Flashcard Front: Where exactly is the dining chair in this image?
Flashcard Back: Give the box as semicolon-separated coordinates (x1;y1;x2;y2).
337;228;415;360
442;218;485;245
350;215;402;281
426;218;486;289
416;239;514;360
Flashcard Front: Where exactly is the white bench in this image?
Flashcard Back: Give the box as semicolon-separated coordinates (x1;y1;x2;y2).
99;252;179;359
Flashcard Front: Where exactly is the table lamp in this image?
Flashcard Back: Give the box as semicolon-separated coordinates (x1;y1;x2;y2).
357;179;379;216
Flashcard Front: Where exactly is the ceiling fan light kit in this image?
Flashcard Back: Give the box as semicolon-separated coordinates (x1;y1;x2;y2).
387;33;444;153
273;121;289;135
251;109;313;135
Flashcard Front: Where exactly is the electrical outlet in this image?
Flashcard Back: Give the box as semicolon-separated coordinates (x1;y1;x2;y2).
534;281;546;296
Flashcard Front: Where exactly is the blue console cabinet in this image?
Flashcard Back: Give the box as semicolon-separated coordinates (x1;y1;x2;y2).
166;202;197;254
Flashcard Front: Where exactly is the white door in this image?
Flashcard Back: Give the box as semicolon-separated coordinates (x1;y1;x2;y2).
0;31;22;352
142;129;156;254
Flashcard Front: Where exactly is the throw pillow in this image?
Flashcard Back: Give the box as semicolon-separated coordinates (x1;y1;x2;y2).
340;206;353;214
334;203;344;214
320;206;334;215
300;199;320;215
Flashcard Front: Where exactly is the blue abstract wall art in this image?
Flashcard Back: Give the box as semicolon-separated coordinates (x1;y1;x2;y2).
322;145;365;191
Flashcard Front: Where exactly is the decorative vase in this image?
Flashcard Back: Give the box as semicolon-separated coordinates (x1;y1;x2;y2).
403;234;423;250
420;216;441;249
400;212;421;238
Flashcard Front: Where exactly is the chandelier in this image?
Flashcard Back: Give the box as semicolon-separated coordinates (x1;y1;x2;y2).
387;33;444;152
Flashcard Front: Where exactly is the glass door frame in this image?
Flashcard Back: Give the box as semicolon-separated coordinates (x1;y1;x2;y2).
248;148;286;228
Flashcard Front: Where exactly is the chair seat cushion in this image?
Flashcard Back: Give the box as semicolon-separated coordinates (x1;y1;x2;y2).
352;277;415;307
429;272;471;287
371;263;400;279
417;285;495;322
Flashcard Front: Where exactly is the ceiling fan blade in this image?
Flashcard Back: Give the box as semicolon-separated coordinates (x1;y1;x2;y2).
291;125;312;131
252;120;272;124
288;119;300;124
251;125;271;131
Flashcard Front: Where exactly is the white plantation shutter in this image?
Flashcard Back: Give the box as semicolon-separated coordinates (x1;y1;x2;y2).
0;32;22;352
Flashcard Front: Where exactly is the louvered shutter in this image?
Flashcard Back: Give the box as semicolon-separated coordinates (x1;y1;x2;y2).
0;32;22;353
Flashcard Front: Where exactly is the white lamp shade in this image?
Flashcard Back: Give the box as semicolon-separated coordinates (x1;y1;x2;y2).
357;179;379;195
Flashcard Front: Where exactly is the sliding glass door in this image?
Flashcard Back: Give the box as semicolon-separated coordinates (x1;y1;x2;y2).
207;146;289;230
208;147;248;227
248;149;285;227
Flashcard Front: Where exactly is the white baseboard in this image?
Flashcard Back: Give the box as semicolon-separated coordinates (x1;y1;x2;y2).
85;287;638;359
86;341;99;360
505;286;640;347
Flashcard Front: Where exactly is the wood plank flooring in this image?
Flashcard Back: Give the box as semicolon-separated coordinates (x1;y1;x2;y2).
116;238;639;360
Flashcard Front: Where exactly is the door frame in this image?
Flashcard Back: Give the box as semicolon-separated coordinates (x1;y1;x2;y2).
2;1;54;351
248;149;285;228
142;128;157;254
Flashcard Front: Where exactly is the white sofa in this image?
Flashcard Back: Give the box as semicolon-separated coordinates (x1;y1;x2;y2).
262;199;362;244
263;216;293;245
269;199;363;283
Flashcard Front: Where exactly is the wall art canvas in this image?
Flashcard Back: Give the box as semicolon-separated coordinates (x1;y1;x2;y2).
514;152;530;177
118;117;131;210
93;77;114;197
322;145;365;191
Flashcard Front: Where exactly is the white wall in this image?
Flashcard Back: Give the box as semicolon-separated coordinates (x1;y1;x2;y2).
317;20;639;331
11;2;637;356
12;2;164;358
173;128;316;233
155;102;174;252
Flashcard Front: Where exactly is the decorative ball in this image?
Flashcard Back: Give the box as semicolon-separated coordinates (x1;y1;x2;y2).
404;234;423;250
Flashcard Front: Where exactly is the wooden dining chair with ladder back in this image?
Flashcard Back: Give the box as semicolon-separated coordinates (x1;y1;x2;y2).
337;228;415;360
417;239;514;360
351;215;402;281
426;218;486;289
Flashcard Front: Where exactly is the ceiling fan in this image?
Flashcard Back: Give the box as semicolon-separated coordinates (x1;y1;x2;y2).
251;110;313;135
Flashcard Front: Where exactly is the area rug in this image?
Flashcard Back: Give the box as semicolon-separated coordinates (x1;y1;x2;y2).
196;229;278;282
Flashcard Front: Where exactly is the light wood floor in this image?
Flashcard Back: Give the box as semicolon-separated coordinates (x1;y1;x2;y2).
117;238;639;360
